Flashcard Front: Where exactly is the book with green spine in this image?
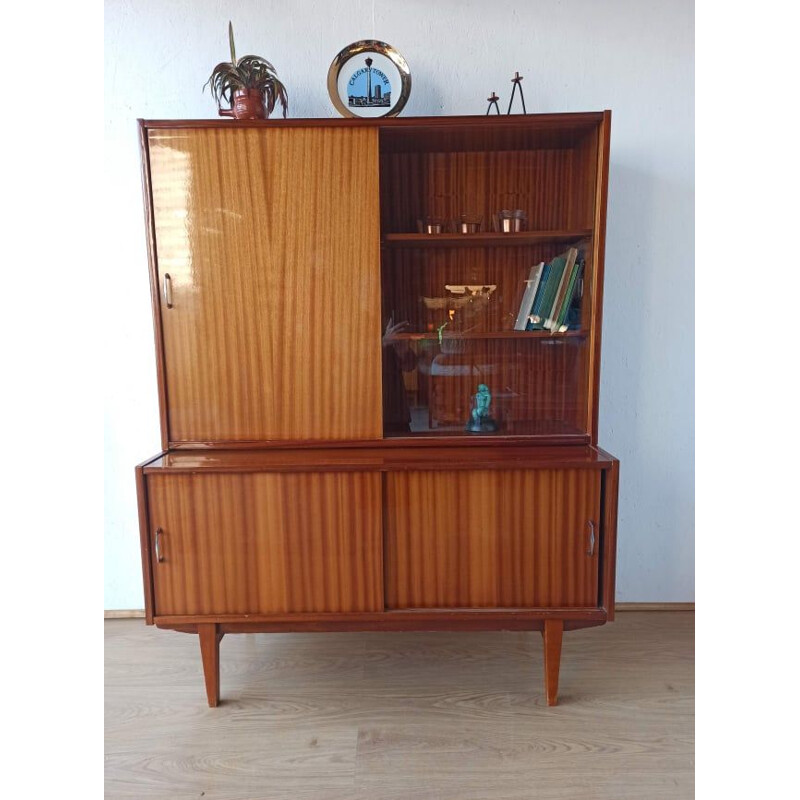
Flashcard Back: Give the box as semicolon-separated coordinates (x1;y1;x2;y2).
553;259;583;331
530;252;567;330
544;247;579;331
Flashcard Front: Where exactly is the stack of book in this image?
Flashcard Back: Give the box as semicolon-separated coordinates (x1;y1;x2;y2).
513;248;584;333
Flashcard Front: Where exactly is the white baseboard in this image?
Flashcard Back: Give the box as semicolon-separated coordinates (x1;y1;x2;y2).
105;609;146;618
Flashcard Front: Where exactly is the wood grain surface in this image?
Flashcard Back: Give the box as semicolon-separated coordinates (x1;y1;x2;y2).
587;111;611;444
385;469;600;609
142;444;615;473
147;126;382;445
379;143;596;234
147;472;383;616
142;112;606;131
105;603;694;619
105;611;694;799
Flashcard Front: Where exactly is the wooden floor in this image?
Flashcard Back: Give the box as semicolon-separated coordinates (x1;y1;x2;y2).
105;612;694;799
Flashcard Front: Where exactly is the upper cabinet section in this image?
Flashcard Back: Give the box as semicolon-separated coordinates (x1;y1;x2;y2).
140;114;609;449
145;126;383;445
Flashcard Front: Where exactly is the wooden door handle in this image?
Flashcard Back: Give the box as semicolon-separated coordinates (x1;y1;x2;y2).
587;520;596;557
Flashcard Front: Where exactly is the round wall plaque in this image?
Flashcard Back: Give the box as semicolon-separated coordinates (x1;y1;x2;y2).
327;40;411;118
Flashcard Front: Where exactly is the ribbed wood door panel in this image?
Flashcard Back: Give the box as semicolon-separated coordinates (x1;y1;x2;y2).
148;472;383;616
385;469;600;608
147;127;382;443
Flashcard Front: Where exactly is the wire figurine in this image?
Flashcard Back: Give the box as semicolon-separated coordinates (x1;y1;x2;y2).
507;71;527;114
485;91;501;115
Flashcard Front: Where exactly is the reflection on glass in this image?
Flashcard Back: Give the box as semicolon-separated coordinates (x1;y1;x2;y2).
383;335;587;435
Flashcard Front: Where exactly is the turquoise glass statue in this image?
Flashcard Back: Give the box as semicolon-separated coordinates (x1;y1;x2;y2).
465;383;498;432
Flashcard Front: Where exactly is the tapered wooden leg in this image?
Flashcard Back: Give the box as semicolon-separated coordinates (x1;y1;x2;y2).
542;619;564;706
198;623;223;707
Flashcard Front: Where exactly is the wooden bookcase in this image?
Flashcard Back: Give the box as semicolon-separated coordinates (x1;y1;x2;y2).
136;112;618;707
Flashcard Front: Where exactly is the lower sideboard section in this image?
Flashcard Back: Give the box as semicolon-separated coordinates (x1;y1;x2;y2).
141;461;615;621
136;448;619;706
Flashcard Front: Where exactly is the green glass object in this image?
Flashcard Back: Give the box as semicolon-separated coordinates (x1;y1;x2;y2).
466;383;498;433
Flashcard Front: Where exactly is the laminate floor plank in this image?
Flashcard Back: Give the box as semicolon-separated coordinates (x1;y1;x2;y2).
105;612;694;799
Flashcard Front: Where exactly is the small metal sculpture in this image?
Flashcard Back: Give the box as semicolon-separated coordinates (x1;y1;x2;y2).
486;91;501;115
507;71;527;114
466;383;499;433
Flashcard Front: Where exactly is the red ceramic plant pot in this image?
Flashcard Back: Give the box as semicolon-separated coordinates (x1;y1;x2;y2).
219;88;266;120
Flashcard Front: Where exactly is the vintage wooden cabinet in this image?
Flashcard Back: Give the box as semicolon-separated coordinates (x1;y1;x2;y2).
136;112;619;707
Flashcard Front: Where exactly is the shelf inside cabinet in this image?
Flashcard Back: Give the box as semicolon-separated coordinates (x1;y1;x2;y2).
391;330;587;341
382;231;592;249
386;419;588;440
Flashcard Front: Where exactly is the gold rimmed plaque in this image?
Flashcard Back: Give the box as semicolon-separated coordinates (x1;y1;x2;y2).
327;40;411;118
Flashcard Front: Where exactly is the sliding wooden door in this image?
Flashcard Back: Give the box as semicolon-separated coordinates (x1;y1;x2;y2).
147;126;382;444
385;468;601;608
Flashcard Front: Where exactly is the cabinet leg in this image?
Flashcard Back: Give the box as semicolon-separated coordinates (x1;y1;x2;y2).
198;623;223;707
542;619;564;706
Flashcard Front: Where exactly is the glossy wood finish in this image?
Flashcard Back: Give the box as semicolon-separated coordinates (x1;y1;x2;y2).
142;444;616;474
146;126;382;445
386;469;600;609
601;454;620;619
138;114;610;449
542;618;564;706
135;114;619;709
142;111;606;131
138;123;171;450
379;146;596;235
587;111;611;445
383;230;592;247
134;453;165;624
377;119;604;444
377;116;603;157
198;623;223;707
154;608;607;631
147;472;383;616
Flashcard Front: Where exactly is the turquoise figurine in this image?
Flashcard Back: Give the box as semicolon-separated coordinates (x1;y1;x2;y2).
466;383;498;432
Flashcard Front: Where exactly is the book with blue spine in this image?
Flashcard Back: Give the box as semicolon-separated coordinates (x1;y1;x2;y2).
544;248;579;331
529;254;567;330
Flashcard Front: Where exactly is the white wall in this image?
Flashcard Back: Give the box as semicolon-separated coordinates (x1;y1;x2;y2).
104;0;694;607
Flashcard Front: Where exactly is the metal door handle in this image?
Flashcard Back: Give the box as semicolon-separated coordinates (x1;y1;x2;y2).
154;527;165;562
163;274;173;309
587;520;596;557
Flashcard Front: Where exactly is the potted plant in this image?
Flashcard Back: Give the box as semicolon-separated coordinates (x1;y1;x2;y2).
205;22;288;120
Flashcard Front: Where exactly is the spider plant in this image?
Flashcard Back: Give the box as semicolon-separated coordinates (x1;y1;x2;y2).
204;22;288;118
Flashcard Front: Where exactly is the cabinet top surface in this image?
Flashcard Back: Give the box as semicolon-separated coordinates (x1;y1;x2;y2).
140;111;609;130
142;445;617;474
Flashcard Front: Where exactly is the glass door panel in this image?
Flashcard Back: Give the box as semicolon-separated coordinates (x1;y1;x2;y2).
381;241;592;439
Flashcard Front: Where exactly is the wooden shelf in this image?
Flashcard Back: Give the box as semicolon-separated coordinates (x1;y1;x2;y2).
392;330;586;341
382;231;593;248
393;419;588;439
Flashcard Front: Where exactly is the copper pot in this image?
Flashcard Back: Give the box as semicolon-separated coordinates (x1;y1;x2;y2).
219;88;266;120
